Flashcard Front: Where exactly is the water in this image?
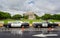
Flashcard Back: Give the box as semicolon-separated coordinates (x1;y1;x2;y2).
11;29;23;35
0;30;60;38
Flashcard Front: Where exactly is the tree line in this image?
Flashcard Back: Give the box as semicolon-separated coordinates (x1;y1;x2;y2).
41;14;60;20
0;11;60;20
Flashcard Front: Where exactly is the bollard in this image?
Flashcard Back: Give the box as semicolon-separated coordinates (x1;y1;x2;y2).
30;24;33;31
30;24;32;27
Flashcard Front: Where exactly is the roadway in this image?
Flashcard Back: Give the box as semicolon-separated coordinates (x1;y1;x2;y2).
0;27;60;38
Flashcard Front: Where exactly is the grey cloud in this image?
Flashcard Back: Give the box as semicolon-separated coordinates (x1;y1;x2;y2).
0;0;60;16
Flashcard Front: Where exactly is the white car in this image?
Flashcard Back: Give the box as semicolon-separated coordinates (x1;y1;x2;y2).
4;21;29;28
32;21;58;28
11;22;22;27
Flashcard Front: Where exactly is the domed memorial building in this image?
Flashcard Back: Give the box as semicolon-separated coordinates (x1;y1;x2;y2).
23;11;36;19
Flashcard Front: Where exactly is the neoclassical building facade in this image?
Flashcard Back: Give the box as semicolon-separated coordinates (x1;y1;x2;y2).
23;11;35;19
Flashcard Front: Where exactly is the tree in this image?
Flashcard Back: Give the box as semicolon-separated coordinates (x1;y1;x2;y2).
52;14;60;20
34;14;40;19
23;14;28;19
41;14;52;20
0;11;4;19
3;12;11;19
0;11;11;20
12;14;22;20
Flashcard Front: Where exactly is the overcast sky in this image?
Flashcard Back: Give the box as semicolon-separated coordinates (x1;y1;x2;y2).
0;0;60;16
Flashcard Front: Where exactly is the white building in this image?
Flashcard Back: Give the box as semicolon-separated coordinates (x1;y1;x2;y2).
24;11;35;19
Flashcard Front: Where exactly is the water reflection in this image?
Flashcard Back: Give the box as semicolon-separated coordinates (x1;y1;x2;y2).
0;30;60;38
11;29;23;35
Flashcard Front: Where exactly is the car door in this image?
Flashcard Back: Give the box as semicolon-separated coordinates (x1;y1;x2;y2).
11;22;21;27
42;22;48;27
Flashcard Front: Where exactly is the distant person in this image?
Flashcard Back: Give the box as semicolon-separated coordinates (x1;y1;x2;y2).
47;27;54;34
21;26;25;32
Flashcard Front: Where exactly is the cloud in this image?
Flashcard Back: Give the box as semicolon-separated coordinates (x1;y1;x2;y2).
0;0;60;16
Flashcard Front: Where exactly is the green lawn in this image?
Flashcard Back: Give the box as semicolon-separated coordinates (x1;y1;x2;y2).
0;19;60;24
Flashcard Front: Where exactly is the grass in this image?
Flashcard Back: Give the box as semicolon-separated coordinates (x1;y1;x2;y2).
48;20;60;22
0;19;60;24
20;19;43;24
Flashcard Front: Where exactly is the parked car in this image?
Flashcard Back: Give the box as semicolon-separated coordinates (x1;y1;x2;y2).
3;21;29;28
32;21;58;28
